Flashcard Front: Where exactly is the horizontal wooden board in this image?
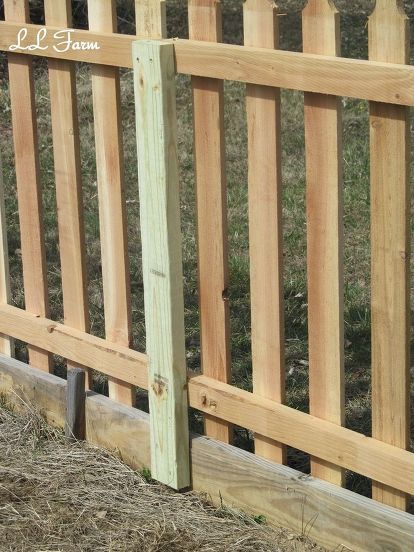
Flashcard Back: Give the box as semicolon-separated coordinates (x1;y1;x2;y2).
1;354;413;552
0;24;414;105
2;301;414;493
0;304;148;389
188;374;414;495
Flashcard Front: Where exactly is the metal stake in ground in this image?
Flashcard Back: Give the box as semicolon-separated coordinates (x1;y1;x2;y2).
65;367;86;441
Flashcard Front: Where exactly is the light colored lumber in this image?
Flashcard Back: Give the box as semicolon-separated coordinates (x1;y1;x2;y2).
4;0;51;372
244;0;285;463
4;297;412;495
88;0;134;405
0;150;13;357
65;367;86;440
1;354;414;552
133;40;190;489
44;0;92;389
0;303;148;389
1;25;414;105
369;0;410;510
86;391;151;470
0;353;66;426
188;0;231;444
302;0;344;485
174;39;414;106
135;0;166;38
191;436;414;552
188;374;414;495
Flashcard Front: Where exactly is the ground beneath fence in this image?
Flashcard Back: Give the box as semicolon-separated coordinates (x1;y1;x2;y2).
0;402;323;552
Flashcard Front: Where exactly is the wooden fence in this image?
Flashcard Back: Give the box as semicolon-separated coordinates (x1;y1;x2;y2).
0;1;413;549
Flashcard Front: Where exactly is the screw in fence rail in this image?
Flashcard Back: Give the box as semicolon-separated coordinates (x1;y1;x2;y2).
188;0;232;446
132;40;190;490
65;367;86;441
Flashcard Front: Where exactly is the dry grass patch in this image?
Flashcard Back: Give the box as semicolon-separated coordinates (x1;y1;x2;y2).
0;402;324;552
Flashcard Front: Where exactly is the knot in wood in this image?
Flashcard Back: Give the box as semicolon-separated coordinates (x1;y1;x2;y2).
151;374;168;398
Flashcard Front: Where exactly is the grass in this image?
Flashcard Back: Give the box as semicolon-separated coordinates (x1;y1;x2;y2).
0;0;414;501
0;400;324;551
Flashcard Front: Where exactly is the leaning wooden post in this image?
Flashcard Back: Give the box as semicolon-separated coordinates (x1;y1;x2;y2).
133;40;190;490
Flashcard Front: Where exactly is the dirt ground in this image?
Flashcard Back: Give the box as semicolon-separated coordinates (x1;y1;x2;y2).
0;402;324;552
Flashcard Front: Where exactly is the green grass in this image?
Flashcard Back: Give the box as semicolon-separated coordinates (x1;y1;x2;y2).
0;1;414;501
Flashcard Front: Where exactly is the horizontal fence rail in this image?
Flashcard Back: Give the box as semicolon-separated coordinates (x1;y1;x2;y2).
1;23;414;105
1;299;413;497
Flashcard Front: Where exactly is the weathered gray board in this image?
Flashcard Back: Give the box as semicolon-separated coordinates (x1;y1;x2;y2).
0;353;413;551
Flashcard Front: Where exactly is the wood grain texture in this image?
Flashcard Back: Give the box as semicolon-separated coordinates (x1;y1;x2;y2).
88;0;134;405
44;0;92;389
1;355;414;552
0;353;66;427
173;39;414;106
188;0;232;444
369;0;410;510
302;0;344;486
0;151;13;357
134;40;190;489
135;0;166;38
1;25;414;106
188;374;414;495
65;367;86;440
0;303;148;389
4;0;51;372
243;0;285;463
191;436;414;552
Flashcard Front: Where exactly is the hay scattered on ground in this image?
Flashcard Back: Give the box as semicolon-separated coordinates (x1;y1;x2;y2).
0;401;324;552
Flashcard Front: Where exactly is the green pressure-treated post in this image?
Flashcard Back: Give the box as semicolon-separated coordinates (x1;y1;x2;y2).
133;39;190;490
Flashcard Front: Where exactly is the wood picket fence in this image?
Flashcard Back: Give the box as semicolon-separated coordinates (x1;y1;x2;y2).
0;1;413;549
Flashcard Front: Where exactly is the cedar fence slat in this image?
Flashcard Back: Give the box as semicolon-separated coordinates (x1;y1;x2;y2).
44;0;92;389
88;0;134;405
302;0;345;486
188;0;232;444
4;0;52;373
369;0;411;511
135;0;166;38
0;151;13;357
243;0;285;463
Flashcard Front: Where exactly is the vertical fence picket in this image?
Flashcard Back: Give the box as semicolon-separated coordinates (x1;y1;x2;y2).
44;0;92;389
0;152;13;357
88;0;134;405
369;0;410;511
135;0;166;38
4;0;51;373
243;0;285;463
302;0;344;485
133;39;190;490
188;0;232;444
